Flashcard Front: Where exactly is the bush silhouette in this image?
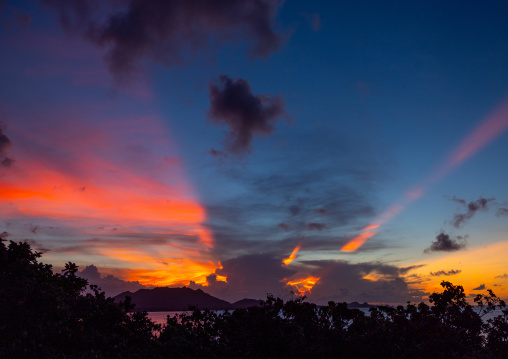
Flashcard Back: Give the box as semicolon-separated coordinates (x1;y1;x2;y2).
2;237;508;358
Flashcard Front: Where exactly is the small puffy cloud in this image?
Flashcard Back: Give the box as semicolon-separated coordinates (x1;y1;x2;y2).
78;264;148;297
496;208;508;217
208;75;286;155
451;196;495;228
307;222;328;231
473;284;486;291
430;269;462;276
424;232;467;253
495;273;508;279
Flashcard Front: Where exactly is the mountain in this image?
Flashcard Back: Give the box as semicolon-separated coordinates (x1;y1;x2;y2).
114;287;259;311
231;298;261;309
347;301;375;308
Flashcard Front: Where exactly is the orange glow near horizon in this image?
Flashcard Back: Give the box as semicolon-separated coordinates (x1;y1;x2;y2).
341;99;508;252
1;115;220;286
282;245;301;265
286;276;320;295
405;240;508;301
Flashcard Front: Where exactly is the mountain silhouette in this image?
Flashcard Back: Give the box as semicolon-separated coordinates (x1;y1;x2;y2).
114;286;260;311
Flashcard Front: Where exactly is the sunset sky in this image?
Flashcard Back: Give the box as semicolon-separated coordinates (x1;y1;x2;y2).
1;0;508;304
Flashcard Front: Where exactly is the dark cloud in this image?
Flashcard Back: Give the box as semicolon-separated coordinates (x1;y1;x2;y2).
451;196;466;205
398;264;426;275
424;232;467;253
314;208;328;215
473;284;486;291
29;224;40;234
208;147;228;159
495;273;508;279
278;222;289;231
78;264;148;297
305;260;427;305
307;222;327;231
1;156;15;168
208;75;287;155
451;197;495;228
190;253;297;302
0;128;15;167
496;208;508;216
24;239;50;253
430;269;462;276
42;0;285;81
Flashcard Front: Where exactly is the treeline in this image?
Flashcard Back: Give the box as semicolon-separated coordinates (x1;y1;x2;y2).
1;238;508;358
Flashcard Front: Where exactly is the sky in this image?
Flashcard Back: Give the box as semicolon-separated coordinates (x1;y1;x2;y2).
1;0;508;305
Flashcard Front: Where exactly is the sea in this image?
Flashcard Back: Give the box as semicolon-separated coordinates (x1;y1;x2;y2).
146;307;505;326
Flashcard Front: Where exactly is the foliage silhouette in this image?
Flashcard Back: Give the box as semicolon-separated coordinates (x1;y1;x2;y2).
2;237;508;358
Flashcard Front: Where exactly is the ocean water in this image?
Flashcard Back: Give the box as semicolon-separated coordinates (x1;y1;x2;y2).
147;307;506;326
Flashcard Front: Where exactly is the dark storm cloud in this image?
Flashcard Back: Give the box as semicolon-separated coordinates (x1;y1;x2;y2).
78;264;148;297
473;284;486;291
496;208;508;216
307;222;327;231
208;75;287;155
304;260;427;304
190;253;297;302
430;269;462;276
424;232;467;253
41;0;285;80
451;196;495;228
0;128;15;168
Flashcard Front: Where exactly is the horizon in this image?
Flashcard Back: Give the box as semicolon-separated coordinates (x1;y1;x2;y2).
1;0;508;306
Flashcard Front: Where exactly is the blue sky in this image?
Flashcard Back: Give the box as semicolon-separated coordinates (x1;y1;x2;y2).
1;0;508;303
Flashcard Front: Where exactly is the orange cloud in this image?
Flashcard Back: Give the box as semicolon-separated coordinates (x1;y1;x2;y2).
1;114;219;286
282;245;301;265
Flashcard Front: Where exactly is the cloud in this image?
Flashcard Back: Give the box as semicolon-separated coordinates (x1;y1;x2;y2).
430;269;462;276
305;260;427;305
451;196;495;228
495;273;508;279
208;147;228;159
278;222;289;231
496;208;508;216
203;129;381;258
473;284;486;291
314;208;328;215
78;264;148;297
208;75;287;155
424;232;467;253
0;128;15;167
307;222;327;231
41;0;286;81
190;253;297;302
